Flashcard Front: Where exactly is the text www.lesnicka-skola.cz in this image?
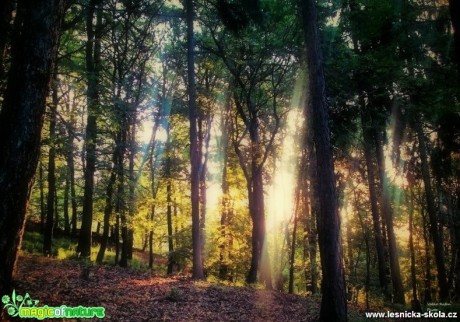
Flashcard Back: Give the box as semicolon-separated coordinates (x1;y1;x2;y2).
365;310;458;319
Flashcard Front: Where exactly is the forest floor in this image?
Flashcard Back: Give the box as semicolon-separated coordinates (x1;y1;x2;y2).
5;253;441;322
10;254;316;321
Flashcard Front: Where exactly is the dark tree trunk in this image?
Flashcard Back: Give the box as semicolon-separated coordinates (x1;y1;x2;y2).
300;0;347;320
409;190;422;311
0;0;64;300
39;163;46;232
361;109;389;297
306;144;319;295
148;205;155;269
96;151;117;264
64;95;78;237
117;127;128;268
289;185;301;294
63;176;71;235
43;75;59;256
245;118;272;289
219;105;232;280
375;131;405;304
0;0;15;90
422;208;433;304
449;0;460;72
415;119;448;301
186;0;204;280
166;143;174;275
77;0;102;259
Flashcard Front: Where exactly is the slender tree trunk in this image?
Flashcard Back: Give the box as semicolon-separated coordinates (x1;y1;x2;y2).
96;151;117;264
43;72;59;255
78;0;102;259
65;97;78;237
63;175;71;235
0;0;14;91
219;106;231;280
307;145;319;295
245;119;272;289
39;163;46;232
289;185;301;294
375;130;405;304
166;142;174;274
449;0;460;72
300;0;347;320
0;0;64;300
186;0;204;280
422;208;433;304
361;109;389;297
118;126;128;268
409;189;422;311
415;119;448;301
148;205;155;269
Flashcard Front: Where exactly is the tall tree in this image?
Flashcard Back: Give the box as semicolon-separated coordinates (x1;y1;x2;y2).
43;71;60;256
186;0;205;279
77;0;103;258
299;0;347;320
0;0;65;299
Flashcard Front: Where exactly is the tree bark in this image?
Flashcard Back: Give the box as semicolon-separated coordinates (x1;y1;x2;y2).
374;130;405;304
300;0;347;320
415;119;448;301
186;0;204;280
409;189;422;311
96;149;117;264
449;0;460;72
77;0;102;259
0;0;64;299
360;108;389;297
43;73;59;256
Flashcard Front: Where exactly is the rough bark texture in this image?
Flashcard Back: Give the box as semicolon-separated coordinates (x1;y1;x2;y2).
300;0;347;320
77;0;102;258
0;0;64;301
415;119;448;301
43;75;59;256
360;109;388;297
449;0;460;72
186;0;205;280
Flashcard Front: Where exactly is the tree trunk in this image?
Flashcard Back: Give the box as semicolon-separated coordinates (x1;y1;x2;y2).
0;0;64;300
449;0;460;72
219;105;232;280
77;0;102;259
245;117;272;289
39;163;46;232
186;0;204;280
289;185;301;294
360;109;389;297
300;0;347;319
409;189;422;311
375;130;405;304
43;74;59;256
166;141;174;275
96;150;117;264
415;119;448;301
422;208;433;304
0;0;15;90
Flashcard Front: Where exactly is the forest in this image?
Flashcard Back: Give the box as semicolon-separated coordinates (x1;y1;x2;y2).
0;0;459;321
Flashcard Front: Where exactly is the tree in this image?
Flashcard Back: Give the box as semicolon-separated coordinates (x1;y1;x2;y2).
299;0;347;320
77;0;103;258
186;0;205;280
0;0;65;298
